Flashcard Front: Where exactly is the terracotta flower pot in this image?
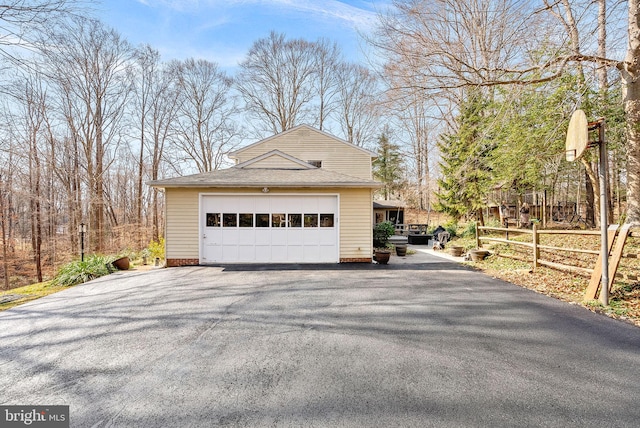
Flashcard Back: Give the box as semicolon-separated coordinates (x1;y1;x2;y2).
470;249;490;262
375;250;391;264
449;246;464;257
112;256;130;270
395;244;407;257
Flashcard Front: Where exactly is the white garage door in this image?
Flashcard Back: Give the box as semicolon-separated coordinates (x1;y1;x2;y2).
200;194;339;263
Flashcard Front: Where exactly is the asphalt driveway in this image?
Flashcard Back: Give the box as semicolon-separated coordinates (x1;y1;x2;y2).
1;252;640;427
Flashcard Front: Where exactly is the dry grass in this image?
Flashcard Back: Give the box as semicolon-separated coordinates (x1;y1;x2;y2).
0;281;63;311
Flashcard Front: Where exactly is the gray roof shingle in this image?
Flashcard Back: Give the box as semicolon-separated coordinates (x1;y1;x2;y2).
148;167;382;189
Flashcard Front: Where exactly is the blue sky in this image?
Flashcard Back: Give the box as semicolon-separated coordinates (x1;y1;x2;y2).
97;0;388;69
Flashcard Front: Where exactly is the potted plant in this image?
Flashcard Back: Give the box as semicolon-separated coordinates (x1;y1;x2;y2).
374;248;391;264
373;221;395;248
395;244;407;256
373;221;395;264
469;248;490;261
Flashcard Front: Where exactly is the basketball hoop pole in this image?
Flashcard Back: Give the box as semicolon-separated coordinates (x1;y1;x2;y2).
566;110;610;305
589;118;609;306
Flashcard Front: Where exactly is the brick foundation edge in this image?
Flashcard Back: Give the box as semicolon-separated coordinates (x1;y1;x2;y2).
167;258;372;266
166;258;200;267
340;258;372;263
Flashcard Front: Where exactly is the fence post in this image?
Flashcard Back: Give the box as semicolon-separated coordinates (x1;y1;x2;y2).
532;223;539;271
476;221;480;248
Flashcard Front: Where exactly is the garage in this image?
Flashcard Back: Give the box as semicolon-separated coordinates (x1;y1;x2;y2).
200;194;339;263
150;125;381;266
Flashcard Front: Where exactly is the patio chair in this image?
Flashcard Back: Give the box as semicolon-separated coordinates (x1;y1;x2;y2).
433;231;450;250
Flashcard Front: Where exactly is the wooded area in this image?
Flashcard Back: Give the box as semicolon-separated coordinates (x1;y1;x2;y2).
2;0;640;288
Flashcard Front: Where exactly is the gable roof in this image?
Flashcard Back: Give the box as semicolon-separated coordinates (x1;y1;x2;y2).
234;150;316;169
228;124;377;160
373;200;406;209
148;167;381;189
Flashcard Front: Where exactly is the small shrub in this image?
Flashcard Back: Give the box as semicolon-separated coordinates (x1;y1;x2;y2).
373;221;395;248
52;255;115;287
485;218;501;228
461;222;476;238
147;237;165;261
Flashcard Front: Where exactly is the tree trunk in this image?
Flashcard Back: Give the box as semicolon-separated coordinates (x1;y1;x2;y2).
476;208;485;227
621;0;640;225
93;99;105;253
137;111;145;249
596;0;615;224
584;168;595;227
0;187;9;290
581;159;599;226
30;137;43;283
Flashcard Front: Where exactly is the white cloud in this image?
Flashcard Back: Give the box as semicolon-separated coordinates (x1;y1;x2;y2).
103;0;390;65
265;0;379;30
140;0;380;31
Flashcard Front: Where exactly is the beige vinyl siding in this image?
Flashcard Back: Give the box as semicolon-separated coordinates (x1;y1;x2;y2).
164;187;373;261
165;188;200;259
337;188;374;260
235;128;373;180
243;155;308;169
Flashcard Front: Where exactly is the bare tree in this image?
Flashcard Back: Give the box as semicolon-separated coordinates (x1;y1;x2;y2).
373;0;536;94
336;62;379;147
596;0;615;223
12;73;47;282
131;45;159;247
621;0;640;224
0;174;8;289
170;58;238;173
40;17;132;252
0;114;14;289
542;0;604;226
314;38;342;132
397;93;436;211
0;1;88;67
237;32;319;135
131;47;178;241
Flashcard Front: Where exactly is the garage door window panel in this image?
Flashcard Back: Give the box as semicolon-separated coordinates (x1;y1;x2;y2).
239;213;254;227
288;214;302;228
304;214;318;228
272;213;286;227
223;213;237;227
206;213;220;227
320;214;334;227
256;214;270;227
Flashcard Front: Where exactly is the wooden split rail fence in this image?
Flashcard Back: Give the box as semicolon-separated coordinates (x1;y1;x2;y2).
475;223;640;301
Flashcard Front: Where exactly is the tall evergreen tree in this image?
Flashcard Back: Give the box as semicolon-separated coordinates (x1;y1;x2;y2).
373;128;404;200
435;92;493;224
489;79;573;197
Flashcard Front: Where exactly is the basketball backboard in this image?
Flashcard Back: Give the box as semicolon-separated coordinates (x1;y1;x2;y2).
565;109;588;162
